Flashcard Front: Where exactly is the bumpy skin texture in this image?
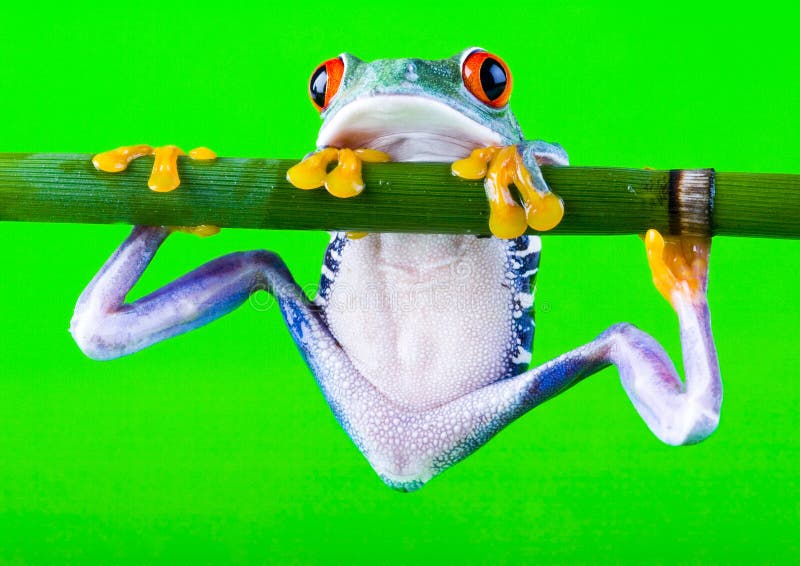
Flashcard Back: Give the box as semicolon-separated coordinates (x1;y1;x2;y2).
70;227;721;490
72;49;722;490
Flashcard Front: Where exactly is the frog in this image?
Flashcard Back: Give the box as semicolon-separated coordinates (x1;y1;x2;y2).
71;48;722;492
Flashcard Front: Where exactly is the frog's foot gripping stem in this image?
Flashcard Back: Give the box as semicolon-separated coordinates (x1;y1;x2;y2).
93;144;220;237
93;144;217;193
286;147;391;198
452;141;567;239
644;229;709;307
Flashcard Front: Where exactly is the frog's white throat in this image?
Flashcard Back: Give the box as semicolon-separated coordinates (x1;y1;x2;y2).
316;95;504;162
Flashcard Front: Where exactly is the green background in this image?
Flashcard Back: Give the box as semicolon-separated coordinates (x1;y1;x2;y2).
1;1;798;563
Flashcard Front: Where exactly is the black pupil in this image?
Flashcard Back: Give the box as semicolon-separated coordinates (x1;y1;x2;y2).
479;58;507;101
310;65;328;108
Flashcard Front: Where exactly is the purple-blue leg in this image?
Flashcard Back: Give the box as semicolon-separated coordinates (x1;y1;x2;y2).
72;227;721;493
308;290;720;491
70;226;321;360
301;230;720;490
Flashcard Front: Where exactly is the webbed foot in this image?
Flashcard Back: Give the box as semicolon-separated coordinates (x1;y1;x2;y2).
644;229;710;307
169;225;220;237
286;147;390;198
92;144;217;192
93;144;219;235
452;145;564;239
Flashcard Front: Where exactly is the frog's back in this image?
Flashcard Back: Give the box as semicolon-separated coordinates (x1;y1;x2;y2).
315;233;539;410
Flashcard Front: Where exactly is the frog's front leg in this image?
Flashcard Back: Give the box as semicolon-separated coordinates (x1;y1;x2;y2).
70;226;319;360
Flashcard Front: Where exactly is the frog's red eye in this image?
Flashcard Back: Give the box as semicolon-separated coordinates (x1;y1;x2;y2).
462;51;512;108
309;57;344;111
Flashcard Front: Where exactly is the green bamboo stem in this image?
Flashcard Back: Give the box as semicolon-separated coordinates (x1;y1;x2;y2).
0;152;798;238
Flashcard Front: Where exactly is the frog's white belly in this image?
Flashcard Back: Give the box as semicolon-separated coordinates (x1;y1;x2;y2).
321;233;520;410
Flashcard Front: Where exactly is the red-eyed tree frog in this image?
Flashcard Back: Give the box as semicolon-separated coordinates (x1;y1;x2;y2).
72;48;721;491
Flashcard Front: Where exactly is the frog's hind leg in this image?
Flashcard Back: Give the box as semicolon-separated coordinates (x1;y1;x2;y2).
70;226;326;360
329;306;719;491
323;232;721;491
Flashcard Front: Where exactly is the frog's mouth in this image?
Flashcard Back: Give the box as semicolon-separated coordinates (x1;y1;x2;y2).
316;95;505;162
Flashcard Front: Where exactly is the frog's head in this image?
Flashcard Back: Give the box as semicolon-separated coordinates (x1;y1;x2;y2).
309;48;524;162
